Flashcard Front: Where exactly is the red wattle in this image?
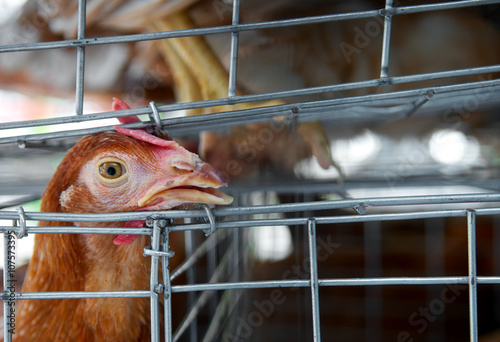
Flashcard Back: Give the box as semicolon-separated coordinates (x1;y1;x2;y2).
113;220;145;246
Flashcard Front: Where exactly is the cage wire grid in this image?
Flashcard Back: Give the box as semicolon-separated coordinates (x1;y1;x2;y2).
3;195;500;341
1;0;500;341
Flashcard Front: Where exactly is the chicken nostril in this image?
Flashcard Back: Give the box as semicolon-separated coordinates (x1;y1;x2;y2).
171;161;194;174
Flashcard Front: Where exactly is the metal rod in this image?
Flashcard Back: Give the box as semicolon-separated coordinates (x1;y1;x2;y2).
183;228;197;342
0;226;152;235
1;77;498;134
3;224;15;342
10;274;500;302
227;0;241;97
10;275;500;301
75;0;86;115
207;232;217;315
364;221;383;342
202;289;243;342
2;193;500;222
150;220;162;342
307;219;322;342
171;229;230;281
3;208;500;237
6;205;500;237
1;0;498;54
0;11;389;53
162;227;173;342
169;276;470;294
380;0;393;78
173;244;234;341
13;290;150;300
425;217;446;341
467;210;478;342
0;210;467;235
403;90;434;117
390;0;500;15
1;77;499;144
163;209;477;232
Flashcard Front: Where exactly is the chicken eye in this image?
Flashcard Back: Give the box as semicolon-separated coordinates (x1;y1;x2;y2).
99;162;126;179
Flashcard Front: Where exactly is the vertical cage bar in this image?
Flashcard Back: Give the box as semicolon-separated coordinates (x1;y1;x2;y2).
2;223;15;342
227;0;241;97
163;228;173;342
379;0;394;78
307;218;321;342
207;229;217;315
494;216;500;324
183;227;197;342
467;210;478;342
75;0;87;115
425;217;446;340
364;221;382;342
150;220;162;342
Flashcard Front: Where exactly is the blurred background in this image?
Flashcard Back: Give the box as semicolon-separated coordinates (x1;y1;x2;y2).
1;0;500;341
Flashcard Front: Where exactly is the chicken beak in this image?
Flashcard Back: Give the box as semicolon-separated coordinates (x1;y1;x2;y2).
138;159;233;211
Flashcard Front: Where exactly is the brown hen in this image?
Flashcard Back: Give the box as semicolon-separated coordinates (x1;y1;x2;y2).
10;98;232;341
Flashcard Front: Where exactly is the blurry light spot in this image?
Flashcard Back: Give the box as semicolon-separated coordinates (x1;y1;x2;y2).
295;130;381;179
250;225;293;262
333;130;381;165
429;129;479;165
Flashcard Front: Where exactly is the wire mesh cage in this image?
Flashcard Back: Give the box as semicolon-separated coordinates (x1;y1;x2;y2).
1;0;500;341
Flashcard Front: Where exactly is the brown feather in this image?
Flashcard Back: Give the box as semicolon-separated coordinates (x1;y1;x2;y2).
15;133;155;341
13;125;231;341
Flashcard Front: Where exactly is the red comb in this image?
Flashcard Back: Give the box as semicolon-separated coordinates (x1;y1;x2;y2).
113;97;177;148
112;97;141;124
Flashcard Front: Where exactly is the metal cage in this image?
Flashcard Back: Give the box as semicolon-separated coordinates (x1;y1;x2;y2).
1;0;500;341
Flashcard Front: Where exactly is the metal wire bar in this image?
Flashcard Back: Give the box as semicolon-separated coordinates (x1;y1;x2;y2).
379;0;393;78
307;219;321;342
10;275;500;302
75;0;86;115
0;226;152;235
468;210;478;342
1;76;499;145
0;83;496;140
169;277;472;294
0;11;381;53
476;277;500;284
390;0;500;15
227;0;241;97
1;0;498;54
2;223;14;342
0;209;497;237
9;275;500;301
227;178;500;197
164;208;500;233
11;290;150;300
183;228;198;342
1;77;498;134
424;217;446;339
173;242;236;341
202;289;244;342
149;220;163;342
364;221;383;342
162;226;174;342
2;193;500;225
171;229;231;281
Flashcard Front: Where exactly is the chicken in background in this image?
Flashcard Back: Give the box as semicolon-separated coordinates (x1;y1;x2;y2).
151;11;342;181
3;98;232;341
1;0;499;181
